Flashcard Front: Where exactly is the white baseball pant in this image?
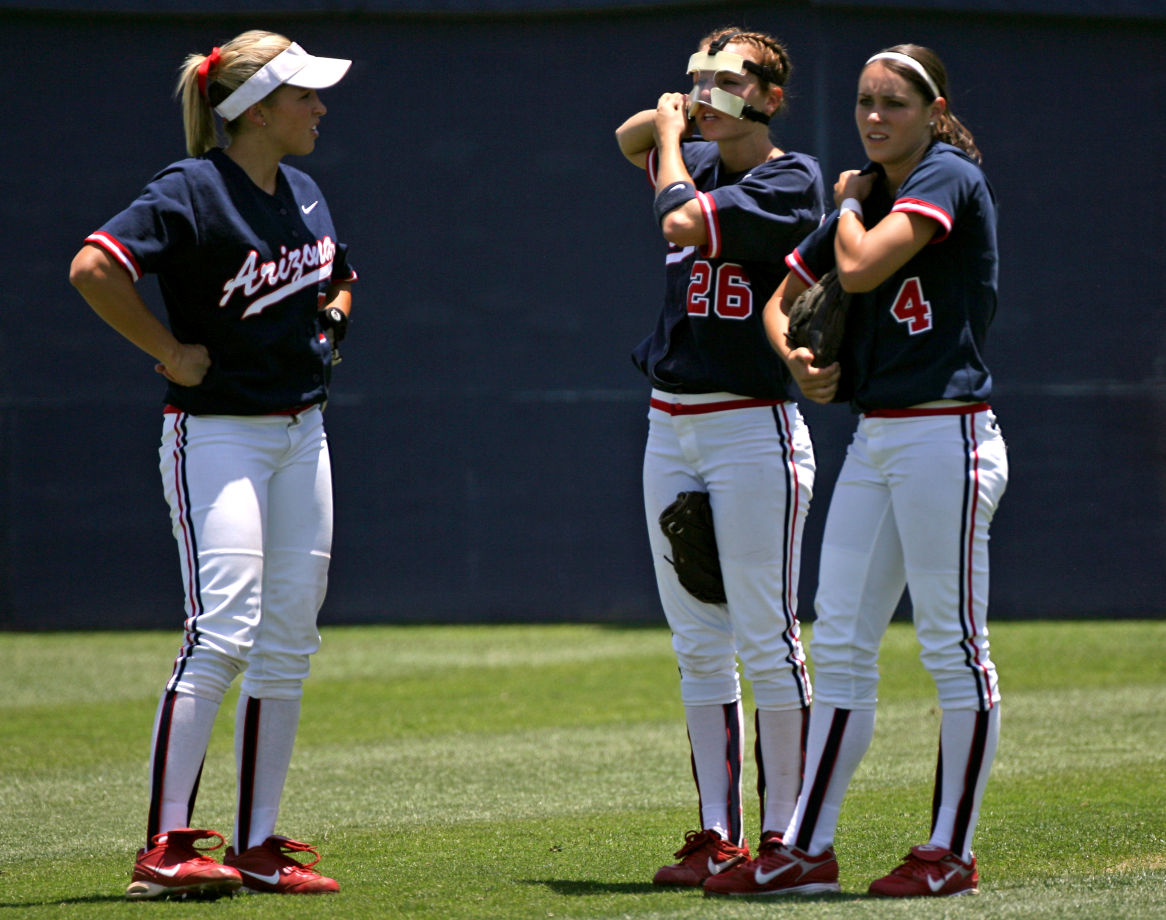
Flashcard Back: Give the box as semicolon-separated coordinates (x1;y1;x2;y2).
158;406;333;704
810;405;1008;711
643;390;814;711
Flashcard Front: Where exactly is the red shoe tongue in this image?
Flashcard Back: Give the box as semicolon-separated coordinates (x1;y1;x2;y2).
911;844;948;861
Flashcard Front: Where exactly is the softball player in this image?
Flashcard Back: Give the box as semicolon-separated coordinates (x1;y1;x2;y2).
705;44;1007;898
69;30;355;899
615;27;825;886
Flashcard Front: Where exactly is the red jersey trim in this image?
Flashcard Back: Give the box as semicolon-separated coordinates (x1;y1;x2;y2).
785;249;818;287
85;231;142;282
892;198;953;243
864;402;989;418
650;396;787;415
163;403;319;417
697;191;721;258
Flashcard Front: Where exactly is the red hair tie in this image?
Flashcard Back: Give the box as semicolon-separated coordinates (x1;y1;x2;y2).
196;46;221;100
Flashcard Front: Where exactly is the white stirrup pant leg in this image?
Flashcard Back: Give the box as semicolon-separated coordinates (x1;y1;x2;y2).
885;409;1007;861
232;409;332;850
888;411;1007;711
240;407;332;701
786;424;909;855
784;703;876;855
810;425;907;711
234;695;302;851
644;406;741;841
154;407;333;848
644;394;814;848
144;690;220;843
930;706;1001;861
797;408;1008;859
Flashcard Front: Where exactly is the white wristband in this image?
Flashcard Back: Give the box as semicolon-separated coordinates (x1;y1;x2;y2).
840;198;864;219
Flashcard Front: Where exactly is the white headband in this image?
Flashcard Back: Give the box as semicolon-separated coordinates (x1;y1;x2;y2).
214;42;351;122
865;51;940;100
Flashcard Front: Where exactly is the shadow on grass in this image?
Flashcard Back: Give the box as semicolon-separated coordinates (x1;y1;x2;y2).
1;895;125;908
522;879;862;903
523;879;658;895
0;890;236;908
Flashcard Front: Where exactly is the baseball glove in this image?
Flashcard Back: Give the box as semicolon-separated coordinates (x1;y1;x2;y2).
785;269;851;368
659;491;726;604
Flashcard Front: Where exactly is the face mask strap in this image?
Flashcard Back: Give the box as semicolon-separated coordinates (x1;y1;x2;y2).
688;35;777;124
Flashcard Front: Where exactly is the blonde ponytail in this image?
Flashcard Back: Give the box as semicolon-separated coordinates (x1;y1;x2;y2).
173;31;293;157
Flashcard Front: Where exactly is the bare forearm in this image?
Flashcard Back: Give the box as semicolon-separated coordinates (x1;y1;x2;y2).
69;245;184;366
654;129;706;244
615;109;656;166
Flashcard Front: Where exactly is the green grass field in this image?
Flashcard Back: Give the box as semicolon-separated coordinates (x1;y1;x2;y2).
1;620;1164;919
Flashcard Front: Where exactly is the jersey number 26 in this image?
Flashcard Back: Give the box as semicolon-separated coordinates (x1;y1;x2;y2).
687;261;752;320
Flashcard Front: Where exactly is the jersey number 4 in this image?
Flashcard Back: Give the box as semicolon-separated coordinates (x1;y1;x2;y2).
687;261;752;320
890;276;934;334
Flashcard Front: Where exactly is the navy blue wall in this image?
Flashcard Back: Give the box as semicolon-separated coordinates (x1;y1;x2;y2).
2;2;1164;629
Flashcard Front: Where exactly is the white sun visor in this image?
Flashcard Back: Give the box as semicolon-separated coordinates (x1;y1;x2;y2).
215;43;351;122
686;50;750;119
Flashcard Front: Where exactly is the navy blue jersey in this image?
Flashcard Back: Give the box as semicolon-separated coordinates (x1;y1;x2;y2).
787;143;997;411
633;140;825;398
85;148;357;415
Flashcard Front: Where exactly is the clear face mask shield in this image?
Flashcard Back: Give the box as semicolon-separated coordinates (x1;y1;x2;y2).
685;49;772;125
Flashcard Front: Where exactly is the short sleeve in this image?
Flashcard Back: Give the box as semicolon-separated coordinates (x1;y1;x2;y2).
83;165;197;282
696;155;823;260
891;148;980;243
785;212;839;285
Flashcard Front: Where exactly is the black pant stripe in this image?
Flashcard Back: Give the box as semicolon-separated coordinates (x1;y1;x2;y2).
793;708;850;852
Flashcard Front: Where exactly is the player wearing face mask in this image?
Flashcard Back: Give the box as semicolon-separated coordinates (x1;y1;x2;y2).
615;27;826;887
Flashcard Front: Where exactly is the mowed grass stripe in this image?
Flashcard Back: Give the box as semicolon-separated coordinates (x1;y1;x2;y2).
1;621;1163;919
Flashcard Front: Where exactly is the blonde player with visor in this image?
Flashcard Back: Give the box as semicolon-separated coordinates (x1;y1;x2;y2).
71;30;356;899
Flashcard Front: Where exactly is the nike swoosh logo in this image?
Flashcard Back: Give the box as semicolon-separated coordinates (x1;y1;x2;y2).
240;868;282;885
301;201;319;214
755;860;798;886
927;868;961;893
155;865;183;878
707;856;739;876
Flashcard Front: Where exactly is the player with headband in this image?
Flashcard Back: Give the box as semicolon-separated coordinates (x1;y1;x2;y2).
70;30;355;899
615;26;826;887
705;43;1007;898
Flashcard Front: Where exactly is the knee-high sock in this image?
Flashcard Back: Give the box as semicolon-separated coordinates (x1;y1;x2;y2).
784;704;876;855
929;706;1000;861
146;690;220;846
234;695;301;851
755;707;808;837
684;701;745;846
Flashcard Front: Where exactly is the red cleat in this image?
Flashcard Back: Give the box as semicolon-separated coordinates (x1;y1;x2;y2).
652;829;750;886
868;844;978;897
125;828;242;900
703;837;840;896
225;835;339;894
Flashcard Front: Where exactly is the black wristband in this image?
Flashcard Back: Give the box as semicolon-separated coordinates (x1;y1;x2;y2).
653;181;698;224
320;306;348;343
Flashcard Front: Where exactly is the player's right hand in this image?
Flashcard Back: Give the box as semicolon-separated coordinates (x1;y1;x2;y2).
786;347;840;404
654;92;691;142
155;343;211;387
833;169;877;208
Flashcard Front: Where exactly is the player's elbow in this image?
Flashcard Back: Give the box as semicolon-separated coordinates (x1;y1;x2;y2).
660;211;704;246
69;244;127;300
835;261;880;294
69;246;102;292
